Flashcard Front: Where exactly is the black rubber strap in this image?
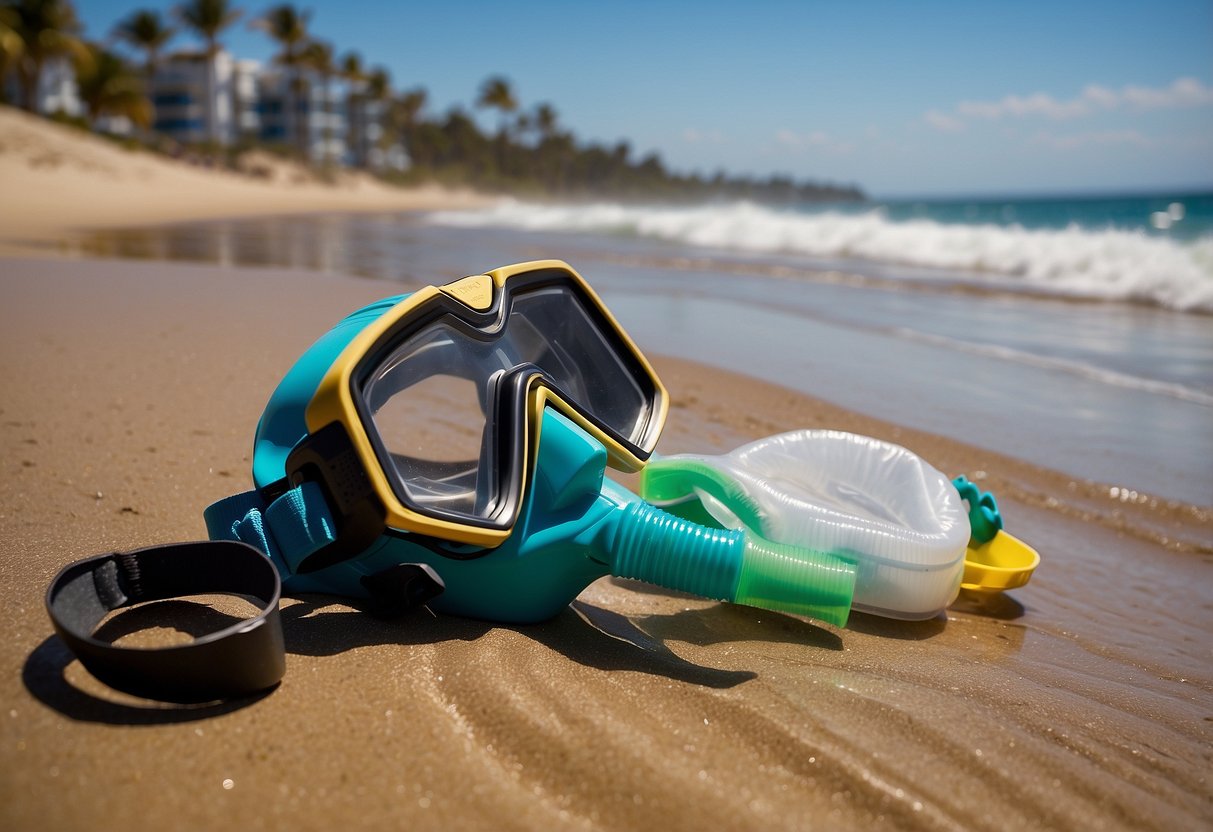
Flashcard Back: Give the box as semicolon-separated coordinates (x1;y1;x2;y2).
45;541;285;703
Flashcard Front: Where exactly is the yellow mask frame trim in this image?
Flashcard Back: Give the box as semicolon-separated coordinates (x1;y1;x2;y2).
302;260;668;547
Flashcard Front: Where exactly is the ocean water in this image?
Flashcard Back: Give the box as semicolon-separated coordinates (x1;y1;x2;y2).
65;192;1213;505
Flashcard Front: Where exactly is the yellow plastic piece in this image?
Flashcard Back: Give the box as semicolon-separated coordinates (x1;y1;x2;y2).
961;529;1040;592
441;273;494;311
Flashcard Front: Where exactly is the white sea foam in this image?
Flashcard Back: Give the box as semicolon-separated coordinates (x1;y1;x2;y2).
429;199;1213;312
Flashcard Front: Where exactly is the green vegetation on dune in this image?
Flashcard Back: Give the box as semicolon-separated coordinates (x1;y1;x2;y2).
392;90;864;203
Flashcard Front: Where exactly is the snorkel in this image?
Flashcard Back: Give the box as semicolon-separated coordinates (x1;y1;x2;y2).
205;263;857;627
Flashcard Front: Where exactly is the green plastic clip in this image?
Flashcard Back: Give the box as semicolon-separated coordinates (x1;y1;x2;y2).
952;476;1002;544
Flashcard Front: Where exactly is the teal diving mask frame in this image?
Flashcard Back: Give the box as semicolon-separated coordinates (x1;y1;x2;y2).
218;260;668;575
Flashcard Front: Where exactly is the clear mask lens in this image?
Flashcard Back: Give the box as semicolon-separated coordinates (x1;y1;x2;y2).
361;284;652;524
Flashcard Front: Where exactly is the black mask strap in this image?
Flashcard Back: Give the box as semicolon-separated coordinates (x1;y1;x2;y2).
45;541;285;703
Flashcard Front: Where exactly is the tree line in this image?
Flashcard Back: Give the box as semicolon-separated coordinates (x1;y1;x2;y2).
0;0;866;203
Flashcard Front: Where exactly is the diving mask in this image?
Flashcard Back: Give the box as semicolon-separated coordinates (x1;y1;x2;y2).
205;260;856;626
232;259;667;574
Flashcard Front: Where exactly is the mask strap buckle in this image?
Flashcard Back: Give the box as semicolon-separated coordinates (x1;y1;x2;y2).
359;563;445;618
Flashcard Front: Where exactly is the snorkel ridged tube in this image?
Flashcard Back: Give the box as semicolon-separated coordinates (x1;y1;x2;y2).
609;501;741;600
605;498;855;627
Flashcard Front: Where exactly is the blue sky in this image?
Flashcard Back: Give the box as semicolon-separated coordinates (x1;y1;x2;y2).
78;0;1213;197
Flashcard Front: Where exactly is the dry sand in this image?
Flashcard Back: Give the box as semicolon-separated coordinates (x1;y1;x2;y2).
1;256;1210;831
0;105;491;249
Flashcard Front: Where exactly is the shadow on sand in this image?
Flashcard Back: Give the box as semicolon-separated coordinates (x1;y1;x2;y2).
23;588;849;725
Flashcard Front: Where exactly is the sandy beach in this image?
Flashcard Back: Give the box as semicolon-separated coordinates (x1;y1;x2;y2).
0;255;1209;831
1;111;1211;831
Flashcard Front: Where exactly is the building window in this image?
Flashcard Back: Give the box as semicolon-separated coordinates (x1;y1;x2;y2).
154;118;204;132
153;93;193;107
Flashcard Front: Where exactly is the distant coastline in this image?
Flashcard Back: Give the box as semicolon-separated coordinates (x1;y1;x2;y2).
2;0;864;207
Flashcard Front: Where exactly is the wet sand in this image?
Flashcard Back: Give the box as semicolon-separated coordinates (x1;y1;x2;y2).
1;257;1210;831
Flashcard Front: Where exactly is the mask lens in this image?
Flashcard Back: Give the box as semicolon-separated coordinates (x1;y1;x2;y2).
360;278;655;526
363;324;503;518
506;286;649;442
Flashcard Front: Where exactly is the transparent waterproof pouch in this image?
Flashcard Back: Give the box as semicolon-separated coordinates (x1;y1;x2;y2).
640;430;973;620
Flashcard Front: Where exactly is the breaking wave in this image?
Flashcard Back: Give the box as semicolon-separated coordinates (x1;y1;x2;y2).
428;200;1213;312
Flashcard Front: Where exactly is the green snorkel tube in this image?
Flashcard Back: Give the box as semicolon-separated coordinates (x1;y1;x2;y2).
205;269;856;628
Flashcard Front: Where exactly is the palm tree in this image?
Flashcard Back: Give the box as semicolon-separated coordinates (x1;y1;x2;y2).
112;9;175;77
365;65;389;100
338;50;362;83
513;110;531;144
251;4;310;157
534;102;558;140
0;7;23;103
476;75;517;176
299;39;333;78
394;85;424;139
174;0;239;56
251;4;309;65
75;43;151;129
174;0;240;144
359;66;397;167
535;127;575;193
476;74;517;136
7;0;87;113
339;51;366;165
381;85;424;166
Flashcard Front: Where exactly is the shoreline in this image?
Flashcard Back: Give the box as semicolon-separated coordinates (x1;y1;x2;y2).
1;256;1210;831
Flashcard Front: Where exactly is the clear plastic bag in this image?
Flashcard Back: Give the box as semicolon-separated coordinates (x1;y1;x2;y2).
641;430;971;619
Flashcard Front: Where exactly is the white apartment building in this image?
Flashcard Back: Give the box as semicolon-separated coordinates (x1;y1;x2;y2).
150;50;261;146
232;59;261;142
346;83;408;172
8;49;407;171
3;56;82;117
258;70;348;165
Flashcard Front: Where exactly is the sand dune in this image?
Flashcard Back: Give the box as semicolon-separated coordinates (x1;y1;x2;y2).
0;105;490;246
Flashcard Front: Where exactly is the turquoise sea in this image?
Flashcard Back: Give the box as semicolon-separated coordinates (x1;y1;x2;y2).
68;190;1213;505
809;191;1213;241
